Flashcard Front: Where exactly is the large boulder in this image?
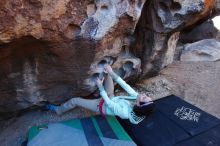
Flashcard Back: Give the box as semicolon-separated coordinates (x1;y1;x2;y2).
180;39;220;62
0;0;216;113
133;0;216;77
0;0;146;112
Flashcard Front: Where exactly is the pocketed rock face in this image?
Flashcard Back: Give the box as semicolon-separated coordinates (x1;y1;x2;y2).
133;0;215;77
0;0;146;112
0;0;216;113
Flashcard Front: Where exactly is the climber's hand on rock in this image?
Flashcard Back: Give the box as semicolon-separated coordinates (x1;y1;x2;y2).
104;64;113;74
95;77;104;86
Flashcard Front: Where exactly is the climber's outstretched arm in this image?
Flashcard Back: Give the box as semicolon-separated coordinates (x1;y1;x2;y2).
95;78;114;107
104;65;138;98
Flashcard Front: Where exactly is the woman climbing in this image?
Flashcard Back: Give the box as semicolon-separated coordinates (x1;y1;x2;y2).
46;65;155;124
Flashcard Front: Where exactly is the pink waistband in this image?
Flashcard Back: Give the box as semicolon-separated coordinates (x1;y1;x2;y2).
99;99;105;115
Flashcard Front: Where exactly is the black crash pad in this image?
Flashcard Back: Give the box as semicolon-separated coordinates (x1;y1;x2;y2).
156;95;220;136
117;108;190;146
117;95;220;146
176;124;220;146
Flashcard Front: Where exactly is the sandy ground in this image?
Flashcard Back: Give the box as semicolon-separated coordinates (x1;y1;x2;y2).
0;61;220;146
139;61;220;119
162;61;220;118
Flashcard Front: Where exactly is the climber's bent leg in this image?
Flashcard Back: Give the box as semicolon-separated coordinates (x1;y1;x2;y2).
55;97;101;115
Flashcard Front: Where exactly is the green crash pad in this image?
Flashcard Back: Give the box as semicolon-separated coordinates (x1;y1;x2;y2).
27;115;136;146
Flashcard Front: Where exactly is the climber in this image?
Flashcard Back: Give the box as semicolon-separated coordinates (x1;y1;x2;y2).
46;65;155;124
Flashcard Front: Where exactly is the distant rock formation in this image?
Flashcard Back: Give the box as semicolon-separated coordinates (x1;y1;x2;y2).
180;39;220;62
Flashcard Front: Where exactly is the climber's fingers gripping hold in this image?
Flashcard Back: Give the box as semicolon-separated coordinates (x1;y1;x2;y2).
95;77;104;86
104;64;113;74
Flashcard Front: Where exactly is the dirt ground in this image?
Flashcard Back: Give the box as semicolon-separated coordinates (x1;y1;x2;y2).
162;61;220;118
139;61;220;119
0;60;220;146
